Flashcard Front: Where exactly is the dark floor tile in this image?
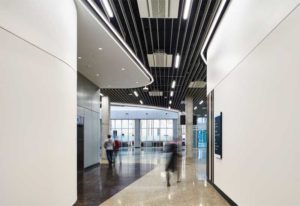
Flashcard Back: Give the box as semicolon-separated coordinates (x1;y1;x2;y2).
75;163;155;206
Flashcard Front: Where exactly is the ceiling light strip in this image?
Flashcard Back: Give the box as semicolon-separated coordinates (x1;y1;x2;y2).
102;0;114;17
171;80;176;89
201;0;229;64
175;54;180;68
86;0;154;84
183;0;192;20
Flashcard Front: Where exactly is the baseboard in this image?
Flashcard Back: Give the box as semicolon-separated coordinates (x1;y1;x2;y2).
208;180;238;206
84;162;100;171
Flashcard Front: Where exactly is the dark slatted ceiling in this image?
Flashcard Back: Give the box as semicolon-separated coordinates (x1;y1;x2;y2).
94;0;220;115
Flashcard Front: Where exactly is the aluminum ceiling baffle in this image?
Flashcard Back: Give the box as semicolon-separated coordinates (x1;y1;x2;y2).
89;0;224;114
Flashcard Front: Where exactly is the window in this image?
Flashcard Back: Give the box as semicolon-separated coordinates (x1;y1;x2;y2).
140;119;174;142
111;119;135;145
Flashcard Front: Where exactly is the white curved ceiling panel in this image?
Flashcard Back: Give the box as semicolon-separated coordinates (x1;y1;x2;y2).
76;0;153;89
207;0;299;93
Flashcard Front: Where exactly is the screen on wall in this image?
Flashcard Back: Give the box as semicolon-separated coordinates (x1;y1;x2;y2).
214;112;222;159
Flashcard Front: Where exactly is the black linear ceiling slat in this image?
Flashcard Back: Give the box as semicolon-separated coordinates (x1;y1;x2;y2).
96;0;221;112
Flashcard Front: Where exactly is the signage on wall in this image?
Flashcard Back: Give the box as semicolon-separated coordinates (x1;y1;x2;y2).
214;112;222;159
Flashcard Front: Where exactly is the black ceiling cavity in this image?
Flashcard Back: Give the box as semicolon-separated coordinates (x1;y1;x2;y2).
93;0;222;114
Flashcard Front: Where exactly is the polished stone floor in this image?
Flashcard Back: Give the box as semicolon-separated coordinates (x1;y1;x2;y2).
75;153;155;205
76;148;229;206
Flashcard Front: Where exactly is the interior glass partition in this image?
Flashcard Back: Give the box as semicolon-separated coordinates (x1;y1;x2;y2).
193;117;207;148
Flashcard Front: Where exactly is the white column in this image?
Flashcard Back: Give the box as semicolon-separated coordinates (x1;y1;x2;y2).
135;119;141;148
185;96;194;158
101;96;111;163
0;1;77;205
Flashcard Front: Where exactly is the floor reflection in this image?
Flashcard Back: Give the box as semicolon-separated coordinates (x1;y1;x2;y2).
75;161;155;206
76;147;208;205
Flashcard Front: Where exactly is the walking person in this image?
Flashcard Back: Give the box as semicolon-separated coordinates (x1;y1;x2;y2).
165;143;180;187
113;137;121;164
104;134;114;166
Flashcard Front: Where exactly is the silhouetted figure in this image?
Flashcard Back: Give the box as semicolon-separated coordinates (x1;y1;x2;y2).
113;137;121;164
165;143;181;187
104;135;113;166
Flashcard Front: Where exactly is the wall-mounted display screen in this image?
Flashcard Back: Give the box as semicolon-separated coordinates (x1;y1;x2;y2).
215;112;222;159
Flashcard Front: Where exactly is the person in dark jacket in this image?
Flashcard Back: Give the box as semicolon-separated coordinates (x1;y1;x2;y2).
165;143;181;187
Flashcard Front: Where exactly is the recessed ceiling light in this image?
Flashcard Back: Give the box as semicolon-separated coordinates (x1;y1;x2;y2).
139;100;143;104
96;73;100;77
199;100;204;105
134;91;139;97
194;106;198;110
175;54;180;68
164;96;168;99
136;81;139;84
171;80;176;89
78;56;82;59
102;0;114;18
170;91;174;97
121;68;126;71
98;47;103;51
169;100;172;104
129;93;133;96
183;0;192;20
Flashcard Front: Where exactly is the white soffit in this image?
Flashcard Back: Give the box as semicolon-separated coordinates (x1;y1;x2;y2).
147;53;173;67
75;0;153;88
137;0;180;18
207;0;299;93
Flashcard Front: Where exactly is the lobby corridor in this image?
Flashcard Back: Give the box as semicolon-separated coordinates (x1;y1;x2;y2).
77;148;229;206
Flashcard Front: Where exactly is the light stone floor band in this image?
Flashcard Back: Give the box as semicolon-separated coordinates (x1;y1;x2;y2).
100;148;229;206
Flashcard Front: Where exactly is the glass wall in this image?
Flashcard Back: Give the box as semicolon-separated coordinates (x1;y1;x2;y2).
141;119;173;142
111;120;135;144
193;117;207;148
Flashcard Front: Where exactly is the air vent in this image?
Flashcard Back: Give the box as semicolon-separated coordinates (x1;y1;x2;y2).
188;81;206;88
149;91;163;96
137;0;180;18
147;53;173;67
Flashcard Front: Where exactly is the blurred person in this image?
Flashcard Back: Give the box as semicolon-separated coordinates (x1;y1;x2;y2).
113;137;121;164
104;134;114;166
165;142;181;187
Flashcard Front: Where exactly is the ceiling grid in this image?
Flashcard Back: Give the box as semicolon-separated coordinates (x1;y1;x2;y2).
93;0;222;115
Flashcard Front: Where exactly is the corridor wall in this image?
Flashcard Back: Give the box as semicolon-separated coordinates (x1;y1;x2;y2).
0;0;77;205
77;73;101;168
207;1;300;205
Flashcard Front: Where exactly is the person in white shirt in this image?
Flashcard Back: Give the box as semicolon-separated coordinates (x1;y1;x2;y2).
104;134;114;165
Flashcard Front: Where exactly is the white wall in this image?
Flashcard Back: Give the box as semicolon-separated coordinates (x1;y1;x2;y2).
207;2;300;206
0;1;77;205
207;0;299;93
